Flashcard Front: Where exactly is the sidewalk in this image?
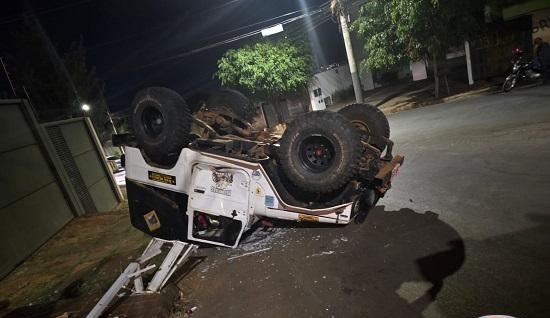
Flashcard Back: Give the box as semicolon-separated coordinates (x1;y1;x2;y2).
329;78;501;114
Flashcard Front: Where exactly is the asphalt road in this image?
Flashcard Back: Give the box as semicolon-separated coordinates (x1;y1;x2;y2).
179;85;550;318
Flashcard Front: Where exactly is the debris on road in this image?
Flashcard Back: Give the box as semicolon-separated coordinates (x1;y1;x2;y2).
185;306;198;314
227;247;271;260
309;251;336;257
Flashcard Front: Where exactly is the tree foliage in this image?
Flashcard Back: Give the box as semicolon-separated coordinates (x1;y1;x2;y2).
11;28;112;141
351;0;483;71
216;40;311;99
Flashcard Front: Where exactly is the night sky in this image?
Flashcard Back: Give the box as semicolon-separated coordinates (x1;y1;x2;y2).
0;0;346;112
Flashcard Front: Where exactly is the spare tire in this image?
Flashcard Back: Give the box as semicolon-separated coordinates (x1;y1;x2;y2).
338;103;390;151
132;87;191;158
278;111;362;193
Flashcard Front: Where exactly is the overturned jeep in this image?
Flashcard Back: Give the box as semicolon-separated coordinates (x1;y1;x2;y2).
115;87;403;248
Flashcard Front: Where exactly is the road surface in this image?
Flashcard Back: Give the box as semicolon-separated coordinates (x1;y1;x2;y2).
179;85;550;318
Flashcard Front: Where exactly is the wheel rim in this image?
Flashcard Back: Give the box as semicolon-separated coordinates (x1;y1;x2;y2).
350;120;372;143
504;76;517;91
142;106;164;138
299;135;335;172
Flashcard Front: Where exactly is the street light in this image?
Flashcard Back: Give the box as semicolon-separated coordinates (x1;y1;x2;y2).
81;104;90;112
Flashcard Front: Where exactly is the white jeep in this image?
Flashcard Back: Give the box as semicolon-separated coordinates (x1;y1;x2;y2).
115;87;403;248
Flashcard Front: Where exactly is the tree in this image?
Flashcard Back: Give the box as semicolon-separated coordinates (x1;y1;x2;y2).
10;26;112;142
352;0;483;97
63;44;112;142
215;40;312;101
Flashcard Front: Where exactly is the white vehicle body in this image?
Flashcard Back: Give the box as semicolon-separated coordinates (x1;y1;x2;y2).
125;146;353;248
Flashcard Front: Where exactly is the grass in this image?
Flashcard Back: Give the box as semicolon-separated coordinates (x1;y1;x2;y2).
0;202;150;314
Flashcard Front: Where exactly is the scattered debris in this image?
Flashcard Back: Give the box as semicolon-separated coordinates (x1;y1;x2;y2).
227;247;272;260
185;306;198;314
310;251;335;257
86;239;197;318
238;227;288;252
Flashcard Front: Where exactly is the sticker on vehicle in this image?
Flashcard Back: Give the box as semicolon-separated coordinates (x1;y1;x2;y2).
211;170;233;196
298;214;319;222
148;171;176;185
265;195;275;207
144;210;161;231
251;170;261;180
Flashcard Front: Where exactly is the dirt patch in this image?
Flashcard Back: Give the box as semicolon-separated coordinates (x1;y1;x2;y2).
0;201;150;315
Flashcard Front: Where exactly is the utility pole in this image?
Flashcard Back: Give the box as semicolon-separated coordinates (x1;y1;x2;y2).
335;0;363;103
464;40;474;86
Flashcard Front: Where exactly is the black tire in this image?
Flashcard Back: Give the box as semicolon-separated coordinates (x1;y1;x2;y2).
131;87;191;158
185;90;212;113
206;89;255;120
278;111;362;193
502;76;516;92
338;103;390;151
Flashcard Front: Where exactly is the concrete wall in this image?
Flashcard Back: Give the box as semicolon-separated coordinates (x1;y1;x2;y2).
0;100;73;278
0;101;122;279
43;118;122;214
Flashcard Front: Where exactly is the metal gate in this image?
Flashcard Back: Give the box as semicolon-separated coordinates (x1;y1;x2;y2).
470;16;533;80
42;118;123;215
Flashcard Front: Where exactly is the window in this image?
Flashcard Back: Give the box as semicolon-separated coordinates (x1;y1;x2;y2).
313;88;322;97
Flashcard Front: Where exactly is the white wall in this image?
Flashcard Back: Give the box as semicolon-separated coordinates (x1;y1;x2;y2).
310;65;353;97
308;65;352;110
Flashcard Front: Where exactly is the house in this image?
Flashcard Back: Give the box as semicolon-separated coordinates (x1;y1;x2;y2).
308;64;376;110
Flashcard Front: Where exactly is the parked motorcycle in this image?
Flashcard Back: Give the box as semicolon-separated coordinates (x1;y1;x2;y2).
502;48;543;92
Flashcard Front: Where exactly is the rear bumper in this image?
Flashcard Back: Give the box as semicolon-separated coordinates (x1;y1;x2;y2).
374;155;404;190
126;180;188;241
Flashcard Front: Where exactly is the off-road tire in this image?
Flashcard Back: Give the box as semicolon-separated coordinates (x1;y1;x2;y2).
132;87;191;158
206;89;255;120
278;111;362;193
338;103;390;151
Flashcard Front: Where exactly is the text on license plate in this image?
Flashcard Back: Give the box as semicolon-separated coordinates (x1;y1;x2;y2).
148;171;176;185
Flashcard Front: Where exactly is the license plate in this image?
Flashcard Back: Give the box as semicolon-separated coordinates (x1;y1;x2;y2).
148;171;176;185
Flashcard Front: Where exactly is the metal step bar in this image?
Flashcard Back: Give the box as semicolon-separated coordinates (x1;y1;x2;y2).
86;238;197;318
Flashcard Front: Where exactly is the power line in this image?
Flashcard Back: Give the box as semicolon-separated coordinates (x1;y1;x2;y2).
282;11;332;38
89;0;250;51
198;8;306;45
103;2;332;101
133;3;331;71
90;2;328;52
